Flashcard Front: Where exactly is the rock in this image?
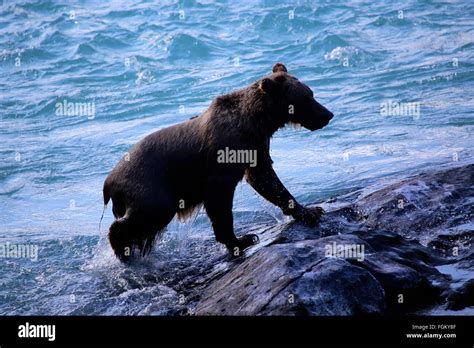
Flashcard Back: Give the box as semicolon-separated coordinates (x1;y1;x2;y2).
154;164;474;315
353;164;474;241
195;236;385;315
428;229;474;260
259;258;385;315
352;251;446;313
447;279;474;310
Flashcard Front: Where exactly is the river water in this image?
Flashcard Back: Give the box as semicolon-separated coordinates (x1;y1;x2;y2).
0;0;473;314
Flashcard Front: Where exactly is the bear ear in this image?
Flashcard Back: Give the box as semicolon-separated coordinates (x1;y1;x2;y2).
259;77;277;94
272;63;288;73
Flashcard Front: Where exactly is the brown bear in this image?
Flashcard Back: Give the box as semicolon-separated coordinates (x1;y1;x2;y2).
103;63;334;261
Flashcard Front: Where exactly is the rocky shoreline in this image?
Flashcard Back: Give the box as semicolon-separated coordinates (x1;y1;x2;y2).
145;163;473;315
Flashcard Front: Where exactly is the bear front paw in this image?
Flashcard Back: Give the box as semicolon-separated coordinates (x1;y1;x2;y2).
293;206;325;227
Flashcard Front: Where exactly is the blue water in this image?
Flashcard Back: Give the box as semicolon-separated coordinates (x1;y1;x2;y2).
0;0;473;315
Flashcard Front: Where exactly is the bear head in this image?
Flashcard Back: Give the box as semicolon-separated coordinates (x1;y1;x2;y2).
259;63;334;131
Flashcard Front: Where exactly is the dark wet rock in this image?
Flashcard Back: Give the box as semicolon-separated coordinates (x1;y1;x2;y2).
351;251;447;314
195;237;385;315
152;164;473;315
427;229;474;261
259;258;385;315
353;164;474;241
447;279;474;310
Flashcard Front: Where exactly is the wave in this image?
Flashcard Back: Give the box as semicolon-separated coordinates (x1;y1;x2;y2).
90;33;130;49
166;33;213;60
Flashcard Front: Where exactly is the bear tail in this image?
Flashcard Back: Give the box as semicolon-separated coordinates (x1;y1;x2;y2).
99;180;111;232
103;179;111;206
